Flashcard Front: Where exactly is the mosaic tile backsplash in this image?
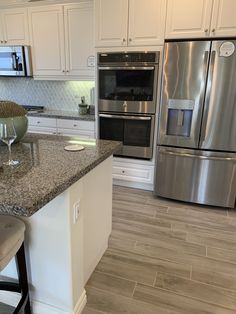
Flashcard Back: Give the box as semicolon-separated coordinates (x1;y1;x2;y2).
0;78;95;111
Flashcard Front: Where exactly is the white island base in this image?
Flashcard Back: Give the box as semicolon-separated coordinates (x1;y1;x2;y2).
0;156;113;314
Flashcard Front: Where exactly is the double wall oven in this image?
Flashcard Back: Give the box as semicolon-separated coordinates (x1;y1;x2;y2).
98;51;159;159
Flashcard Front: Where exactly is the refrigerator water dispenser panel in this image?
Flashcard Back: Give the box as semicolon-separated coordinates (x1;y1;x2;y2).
166;99;195;137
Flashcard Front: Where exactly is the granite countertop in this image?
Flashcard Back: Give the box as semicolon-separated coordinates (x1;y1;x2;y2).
0;134;121;217
27;110;95;121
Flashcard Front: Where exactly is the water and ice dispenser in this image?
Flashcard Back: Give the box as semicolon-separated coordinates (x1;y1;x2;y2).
166;99;194;137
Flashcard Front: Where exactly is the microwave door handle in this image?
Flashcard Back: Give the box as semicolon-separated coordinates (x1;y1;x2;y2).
12;52;17;70
99;114;151;121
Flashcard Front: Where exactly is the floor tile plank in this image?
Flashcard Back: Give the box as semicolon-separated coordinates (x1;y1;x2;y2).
86;286;170;314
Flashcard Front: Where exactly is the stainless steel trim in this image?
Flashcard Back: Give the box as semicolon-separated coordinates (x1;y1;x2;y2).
160;150;236;161
23;46;33;77
99;113;152;121
98;66;155;70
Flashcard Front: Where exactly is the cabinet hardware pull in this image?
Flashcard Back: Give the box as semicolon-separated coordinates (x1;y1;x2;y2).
4;40;7;43
37;121;40;124
212;29;216;32
73;124;77;127
129;38;132;42
122;38;126;42
66;70;69;73
62;70;65;73
0;40;3;43
204;29;208;33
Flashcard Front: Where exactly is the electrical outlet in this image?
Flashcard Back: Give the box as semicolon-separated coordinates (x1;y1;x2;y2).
73;201;80;224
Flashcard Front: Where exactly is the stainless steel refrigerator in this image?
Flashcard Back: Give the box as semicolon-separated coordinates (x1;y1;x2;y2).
154;40;236;208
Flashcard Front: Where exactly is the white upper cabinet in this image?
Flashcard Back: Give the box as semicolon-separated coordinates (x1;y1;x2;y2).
0;8;29;45
28;3;95;79
28;5;65;77
64;3;94;78
95;0;166;47
165;0;213;39
166;0;236;39
95;0;128;47
211;0;236;37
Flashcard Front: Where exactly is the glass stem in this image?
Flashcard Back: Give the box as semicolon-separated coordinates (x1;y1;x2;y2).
8;143;12;162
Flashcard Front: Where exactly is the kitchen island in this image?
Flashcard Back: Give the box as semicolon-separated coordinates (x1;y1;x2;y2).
0;133;120;314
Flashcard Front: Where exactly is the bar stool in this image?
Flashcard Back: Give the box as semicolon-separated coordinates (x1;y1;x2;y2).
0;216;31;314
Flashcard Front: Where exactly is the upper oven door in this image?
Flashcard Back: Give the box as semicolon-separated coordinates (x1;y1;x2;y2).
0;46;26;76
98;66;158;114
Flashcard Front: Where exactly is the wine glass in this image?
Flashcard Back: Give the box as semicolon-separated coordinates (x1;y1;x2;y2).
0;120;19;166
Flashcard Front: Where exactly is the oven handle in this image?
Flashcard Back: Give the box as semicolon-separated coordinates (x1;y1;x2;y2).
98;66;155;70
99;113;152;121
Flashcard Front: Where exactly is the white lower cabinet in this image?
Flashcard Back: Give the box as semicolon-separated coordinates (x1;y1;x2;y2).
27;116;95;138
113;157;154;190
27;117;57;134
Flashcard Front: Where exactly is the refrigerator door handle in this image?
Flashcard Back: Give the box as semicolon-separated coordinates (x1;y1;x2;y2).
160;150;236;161
200;50;216;143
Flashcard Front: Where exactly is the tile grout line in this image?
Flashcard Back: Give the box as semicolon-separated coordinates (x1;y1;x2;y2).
131;282;138;298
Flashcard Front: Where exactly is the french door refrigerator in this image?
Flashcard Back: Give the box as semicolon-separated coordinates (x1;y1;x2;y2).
154;40;236;208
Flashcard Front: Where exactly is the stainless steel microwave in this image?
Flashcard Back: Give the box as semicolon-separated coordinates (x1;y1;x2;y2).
0;46;33;77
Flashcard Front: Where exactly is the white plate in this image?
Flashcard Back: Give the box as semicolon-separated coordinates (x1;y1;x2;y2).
64;145;85;152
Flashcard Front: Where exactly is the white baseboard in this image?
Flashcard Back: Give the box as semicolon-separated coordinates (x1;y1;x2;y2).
0;289;87;314
73;289;87;314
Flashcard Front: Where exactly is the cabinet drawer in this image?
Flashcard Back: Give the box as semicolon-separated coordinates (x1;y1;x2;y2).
57;119;95;131
113;162;154;184
57;128;95;138
28;116;57;128
27;126;57;135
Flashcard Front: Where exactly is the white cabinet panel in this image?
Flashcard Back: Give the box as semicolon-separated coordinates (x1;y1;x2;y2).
27;126;57;135
57;128;94;138
64;3;95;78
57;119;95;131
211;0;236;37
95;0;128;47
165;0;213;39
28;116;95;138
29;5;65;76
113;159;154;184
29;3;94;79
128;0;166;46
0;8;29;45
28;116;57;128
95;0;166;47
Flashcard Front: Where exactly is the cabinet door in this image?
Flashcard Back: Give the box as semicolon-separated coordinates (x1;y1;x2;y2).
64;3;95;79
211;0;236;37
128;0;166;46
28;5;65;77
1;8;29;45
0;16;4;43
95;0;128;47
165;0;213;39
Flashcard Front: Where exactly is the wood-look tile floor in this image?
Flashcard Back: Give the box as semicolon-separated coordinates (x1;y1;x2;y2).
1;185;236;314
83;185;236;314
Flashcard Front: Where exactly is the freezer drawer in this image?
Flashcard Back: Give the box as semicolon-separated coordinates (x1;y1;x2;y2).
154;147;236;208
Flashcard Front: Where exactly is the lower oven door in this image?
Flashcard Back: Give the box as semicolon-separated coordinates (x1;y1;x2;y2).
99;113;155;159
